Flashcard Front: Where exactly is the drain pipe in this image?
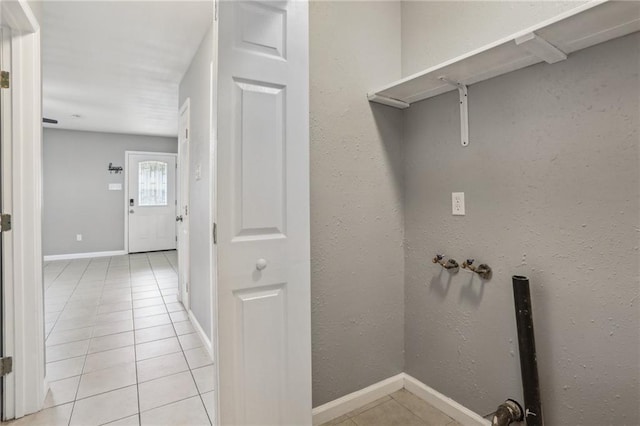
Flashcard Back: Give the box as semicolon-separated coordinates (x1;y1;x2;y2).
491;275;544;426
512;275;544;426
491;399;523;426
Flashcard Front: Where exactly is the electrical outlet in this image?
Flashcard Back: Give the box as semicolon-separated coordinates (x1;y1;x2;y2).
452;192;465;215
76;234;83;241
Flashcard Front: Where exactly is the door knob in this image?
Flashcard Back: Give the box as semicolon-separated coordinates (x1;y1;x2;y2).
176;215;183;222
129;209;135;214
256;258;268;271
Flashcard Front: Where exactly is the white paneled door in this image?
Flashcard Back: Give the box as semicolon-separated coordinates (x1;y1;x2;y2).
177;101;191;308
217;0;311;424
127;152;177;253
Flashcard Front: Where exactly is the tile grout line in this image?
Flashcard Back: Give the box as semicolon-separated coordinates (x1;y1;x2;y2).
44;258;71;291
162;250;214;425
48;261;106;343
387;392;434;426
64;379;136;404
344;397;388;420
165;249;213;422
46;259;92;343
149;251;213;425
45;324;183;398
47;259;115;348
129;253;185;419
45;253;201;424
130;254;143;426
38;253;207;424
66;256;111;426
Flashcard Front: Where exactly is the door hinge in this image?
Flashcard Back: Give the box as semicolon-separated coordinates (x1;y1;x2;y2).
0;357;13;376
186;281;190;292
185;128;188;139
1;71;9;89
213;222;217;244
0;213;12;232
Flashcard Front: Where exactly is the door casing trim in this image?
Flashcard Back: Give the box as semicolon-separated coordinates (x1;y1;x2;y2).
0;0;45;419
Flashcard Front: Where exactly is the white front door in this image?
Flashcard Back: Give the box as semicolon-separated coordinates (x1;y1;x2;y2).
177;101;190;307
127;152;177;253
217;1;311;424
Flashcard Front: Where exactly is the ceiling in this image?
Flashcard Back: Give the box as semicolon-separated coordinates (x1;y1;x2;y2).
42;1;213;137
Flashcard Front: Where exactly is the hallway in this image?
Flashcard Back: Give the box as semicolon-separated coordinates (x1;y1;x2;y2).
12;252;214;425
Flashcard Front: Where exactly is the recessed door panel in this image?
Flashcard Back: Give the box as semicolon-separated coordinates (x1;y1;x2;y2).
236;2;287;60
234;285;286;424
233;79;286;240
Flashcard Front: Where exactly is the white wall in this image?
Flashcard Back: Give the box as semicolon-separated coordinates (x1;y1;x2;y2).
310;1;405;407
401;1;587;76
398;1;639;424
311;2;639;424
403;33;639;426
178;23;215;341
43;128;177;256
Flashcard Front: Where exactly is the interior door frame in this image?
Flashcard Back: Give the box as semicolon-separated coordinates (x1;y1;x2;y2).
123;150;178;254
0;24;8;424
209;49;220;426
0;0;45;420
177;99;190;310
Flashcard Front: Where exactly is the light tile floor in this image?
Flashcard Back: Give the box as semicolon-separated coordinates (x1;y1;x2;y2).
6;251;214;426
319;389;462;426
9;252;461;426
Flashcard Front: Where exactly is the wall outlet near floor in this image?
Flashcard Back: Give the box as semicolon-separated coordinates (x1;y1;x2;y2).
452;192;465;215
76;234;83;241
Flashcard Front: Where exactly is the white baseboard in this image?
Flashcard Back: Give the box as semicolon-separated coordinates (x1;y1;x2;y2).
188;310;214;360
311;373;490;426
402;373;490;426
43;250;127;261
312;374;405;425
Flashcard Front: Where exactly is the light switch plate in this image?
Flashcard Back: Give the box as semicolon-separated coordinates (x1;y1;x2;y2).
108;183;122;191
452;192;465;215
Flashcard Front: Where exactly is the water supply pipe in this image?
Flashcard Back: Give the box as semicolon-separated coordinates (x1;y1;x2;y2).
512;275;544;426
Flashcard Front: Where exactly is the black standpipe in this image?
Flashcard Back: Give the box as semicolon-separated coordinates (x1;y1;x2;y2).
512;275;544;426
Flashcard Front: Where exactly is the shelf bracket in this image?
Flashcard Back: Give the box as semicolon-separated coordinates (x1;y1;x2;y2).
439;77;469;147
515;32;567;64
367;93;410;110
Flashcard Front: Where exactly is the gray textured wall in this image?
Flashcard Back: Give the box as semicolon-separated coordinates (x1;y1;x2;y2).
310;1;406;407
403;34;639;425
43;128;177;256
178;23;214;341
400;1;586;77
